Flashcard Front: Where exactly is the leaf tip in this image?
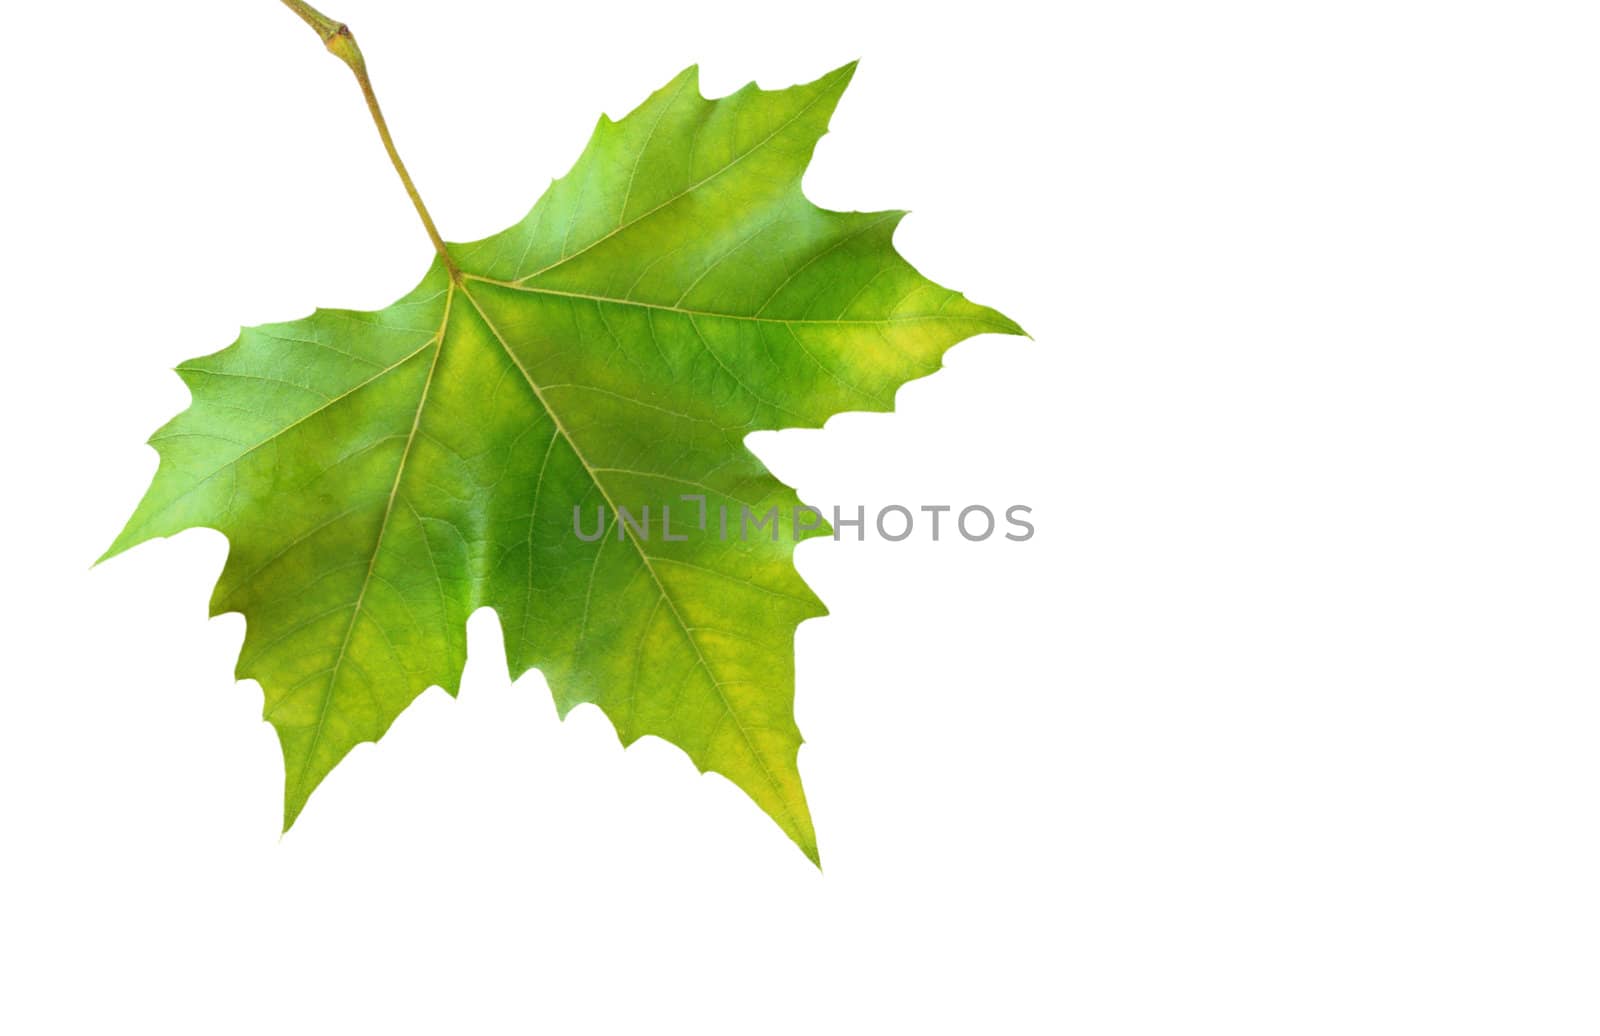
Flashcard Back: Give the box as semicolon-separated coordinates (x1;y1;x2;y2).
992;310;1030;339
826;59;860;93
94;520;146;569
667;63;701;101
281;776;316;837
91;541;119;569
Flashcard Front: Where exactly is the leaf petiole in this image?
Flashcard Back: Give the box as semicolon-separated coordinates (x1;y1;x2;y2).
276;0;459;278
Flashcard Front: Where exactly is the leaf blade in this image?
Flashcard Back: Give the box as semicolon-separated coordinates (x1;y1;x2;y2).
109;62;1023;861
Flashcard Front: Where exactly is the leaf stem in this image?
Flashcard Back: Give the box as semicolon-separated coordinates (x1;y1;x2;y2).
277;0;459;278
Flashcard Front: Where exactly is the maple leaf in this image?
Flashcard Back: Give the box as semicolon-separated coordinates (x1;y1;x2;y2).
103;2;1023;863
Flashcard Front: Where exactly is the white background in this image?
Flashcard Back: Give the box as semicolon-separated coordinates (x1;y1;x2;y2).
2;1;1598;1032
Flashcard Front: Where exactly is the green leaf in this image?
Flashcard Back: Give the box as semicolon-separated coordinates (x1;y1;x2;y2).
105;61;1022;863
